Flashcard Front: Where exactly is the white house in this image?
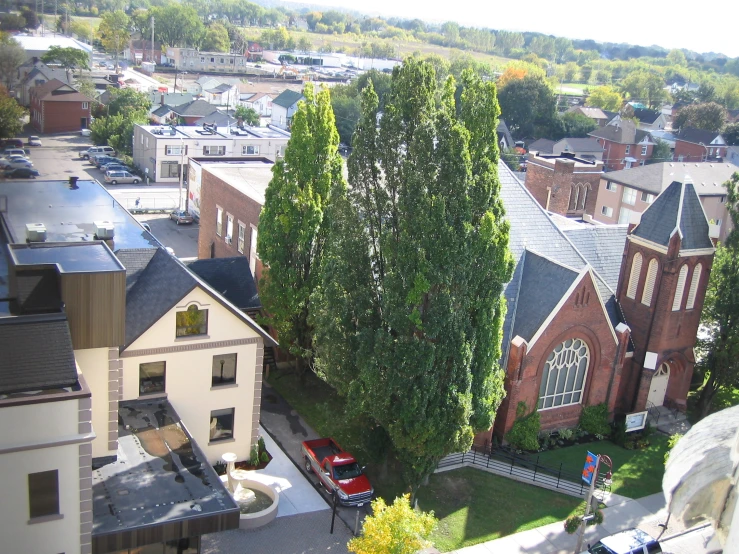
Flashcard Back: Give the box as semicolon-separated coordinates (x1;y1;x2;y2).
271;89;304;130
239;90;275;117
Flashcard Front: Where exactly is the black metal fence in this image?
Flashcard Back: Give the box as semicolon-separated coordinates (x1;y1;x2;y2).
438;445;606;497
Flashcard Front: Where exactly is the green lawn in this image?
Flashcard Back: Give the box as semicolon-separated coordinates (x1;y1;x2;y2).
534;435;670;499
417;467;584;552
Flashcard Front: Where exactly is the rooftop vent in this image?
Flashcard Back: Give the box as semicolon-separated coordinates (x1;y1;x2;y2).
94;220;115;240
26;223;47;242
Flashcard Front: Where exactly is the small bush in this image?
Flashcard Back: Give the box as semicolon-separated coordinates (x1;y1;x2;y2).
505;402;541;451
611;417;627;447
249;444;260;466
665;433;684;465
587;509;604;526
260;451;270;463
564;515;581;534
579;403;611;437
558;427;574;441
213;460;226;476
257;435;266;453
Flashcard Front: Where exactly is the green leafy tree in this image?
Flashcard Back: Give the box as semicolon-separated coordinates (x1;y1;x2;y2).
621;70;668;108
496;30;524;56
673;102;727;133
150;4;204;47
75;77;97;100
297;35;311;53
0;13;27;32
234;105;260;126
586;85;623;111
312;62;513;497
347;495;436;554
0;91;26;138
90;109;148;156
696;173;739;417
201;23;230;52
498;74;559;138
331;95;360;145
667;49;687;66
560;111;597;137
257;84;344;377
98;11;131;71
0;38;26;90
724;122;739;146
41;45;90;84
107;87;151;117
650;138;672;162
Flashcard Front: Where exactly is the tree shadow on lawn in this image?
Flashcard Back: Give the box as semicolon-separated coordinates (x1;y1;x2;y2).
416;467;584;552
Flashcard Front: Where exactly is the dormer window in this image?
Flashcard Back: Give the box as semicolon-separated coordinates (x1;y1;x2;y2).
176;304;208;337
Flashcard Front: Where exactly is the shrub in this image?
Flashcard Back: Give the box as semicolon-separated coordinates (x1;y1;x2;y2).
249;444;259;466
505;402;541;451
579;403;611;437
586;509;604;526
558;427;574;441
665;433;684;465
564;515;581;534
213;460;226;476
257;435;266;453
260;451;270;463
611;417;627;447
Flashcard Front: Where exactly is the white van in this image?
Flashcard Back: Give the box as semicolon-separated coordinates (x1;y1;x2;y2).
81;146;115;160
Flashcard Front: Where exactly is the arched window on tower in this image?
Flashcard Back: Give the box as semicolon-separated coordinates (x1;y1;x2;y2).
672;265;688;311
686;263;703;309
579;184;590;210
627;252;642;299
641;258;659;306
569;185;580;211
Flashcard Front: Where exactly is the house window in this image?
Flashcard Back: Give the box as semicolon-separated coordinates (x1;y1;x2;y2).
28;470;59;520
176;305;208;337
601;205;613;217
605;182;617;192
716;219;722;227
641;145;648;156
216;207;223;236
538;338;589;410
82;102;89;109
200;57;205;62
212;354;237;387
242;145;260;155
161;161;180;178
672;265;688;311
203;145;225;156
226;215;234;243
141;134;144;145
686;264;702;309
210;57;215;62
250;225;258;276
625;145;631;155
139;361;166;395
145;137;149;148
210;408;235;442
641;192;655;203
622;188;637;206
641;258;659;306
618;207;633;224
220;58;224;63
166;145;183;156
627;252;643;299
238;223;245;253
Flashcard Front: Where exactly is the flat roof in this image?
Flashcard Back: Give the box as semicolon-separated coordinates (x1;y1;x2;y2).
200;160;274;205
0;180;158;251
10;243;124;273
92;399;239;538
139;124;290;140
14;34;92;53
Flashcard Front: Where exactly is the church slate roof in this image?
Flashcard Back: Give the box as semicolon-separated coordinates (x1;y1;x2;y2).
563;226;628;293
631;180;713;251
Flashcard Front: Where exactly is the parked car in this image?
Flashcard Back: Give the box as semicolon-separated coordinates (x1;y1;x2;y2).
581;528;661;554
3;148;28;158
80;146;115;160
104;170;140;185
0;138;24;149
4;167;40;179
169;210;194;225
92;156;124;168
301;438;373;506
81;128;92;137
1;157;33;169
100;163;130;173
27;136;42;146
4;154;31;163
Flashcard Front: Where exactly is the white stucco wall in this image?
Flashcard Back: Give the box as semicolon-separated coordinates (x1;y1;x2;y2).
0;401;83;554
75;347;116;459
121;286;262;464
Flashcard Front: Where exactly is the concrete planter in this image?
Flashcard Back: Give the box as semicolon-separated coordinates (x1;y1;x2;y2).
237;479;279;530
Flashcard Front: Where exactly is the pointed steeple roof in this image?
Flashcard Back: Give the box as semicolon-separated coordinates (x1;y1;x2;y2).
631;178;713;250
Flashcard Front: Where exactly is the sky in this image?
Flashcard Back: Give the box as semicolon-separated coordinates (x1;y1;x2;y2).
286;0;739;58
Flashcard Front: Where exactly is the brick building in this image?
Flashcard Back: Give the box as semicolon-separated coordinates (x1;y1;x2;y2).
479;165;715;443
29;79;93;134
589;119;654;171
524;153;604;217
673;128;727;162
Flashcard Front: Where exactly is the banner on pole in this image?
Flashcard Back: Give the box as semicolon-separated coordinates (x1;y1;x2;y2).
582;451;598;485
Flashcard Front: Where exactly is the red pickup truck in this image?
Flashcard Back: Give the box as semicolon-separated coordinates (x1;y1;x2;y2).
301;438;374;506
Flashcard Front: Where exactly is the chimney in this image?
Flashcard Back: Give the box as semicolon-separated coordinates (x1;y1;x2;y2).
161;93;165;106
69;176;79;186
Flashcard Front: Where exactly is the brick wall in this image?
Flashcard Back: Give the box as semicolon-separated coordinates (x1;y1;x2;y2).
524;156;602;217
33;100;91;134
673;140;727;162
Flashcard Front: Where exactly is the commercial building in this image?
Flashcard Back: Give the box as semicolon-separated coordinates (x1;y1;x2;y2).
132;123;289;183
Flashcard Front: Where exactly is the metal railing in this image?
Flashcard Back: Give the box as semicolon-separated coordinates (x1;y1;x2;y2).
438;444;606;498
122;196;179;213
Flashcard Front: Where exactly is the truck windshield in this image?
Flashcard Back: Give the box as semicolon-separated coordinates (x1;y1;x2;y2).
333;462;362;480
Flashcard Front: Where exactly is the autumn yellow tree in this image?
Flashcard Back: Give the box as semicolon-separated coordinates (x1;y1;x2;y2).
348;495;437;554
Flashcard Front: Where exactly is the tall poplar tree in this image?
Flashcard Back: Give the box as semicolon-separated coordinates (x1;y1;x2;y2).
258;83;344;376
312;60;513;496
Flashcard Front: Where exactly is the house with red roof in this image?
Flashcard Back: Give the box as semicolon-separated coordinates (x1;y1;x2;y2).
29;79;94;134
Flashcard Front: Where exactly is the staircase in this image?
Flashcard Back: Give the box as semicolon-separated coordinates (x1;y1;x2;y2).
646;403;691;435
262;346;278;377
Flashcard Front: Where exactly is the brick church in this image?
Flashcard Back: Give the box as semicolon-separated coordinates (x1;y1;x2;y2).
484;163;716;440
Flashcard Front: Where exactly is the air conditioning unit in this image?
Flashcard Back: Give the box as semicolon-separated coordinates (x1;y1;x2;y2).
225;236;232;244
94;220;115;240
25;223;47;242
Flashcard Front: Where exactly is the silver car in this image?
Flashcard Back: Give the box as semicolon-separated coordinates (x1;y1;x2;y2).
104;170;140;185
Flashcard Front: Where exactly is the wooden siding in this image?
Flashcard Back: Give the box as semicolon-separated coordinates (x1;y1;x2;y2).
61;271;125;349
91;509;240;554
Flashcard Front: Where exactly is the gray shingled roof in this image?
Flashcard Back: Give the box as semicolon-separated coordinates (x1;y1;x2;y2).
557;137;604;153
498;162;623;359
0;315;77;394
601;162;736;196
511;251;581;342
171;99;219;117
186;257;260;311
632;180;713;251
563;226;628;292
632;108;661;124
272;89;304;109
151;105;172;117
528;138;555;154
589;120;652;145
195;112;237;127
675;127;723;145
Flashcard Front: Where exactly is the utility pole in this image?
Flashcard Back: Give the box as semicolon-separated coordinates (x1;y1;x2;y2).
150;15;155;64
53;0;56;36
